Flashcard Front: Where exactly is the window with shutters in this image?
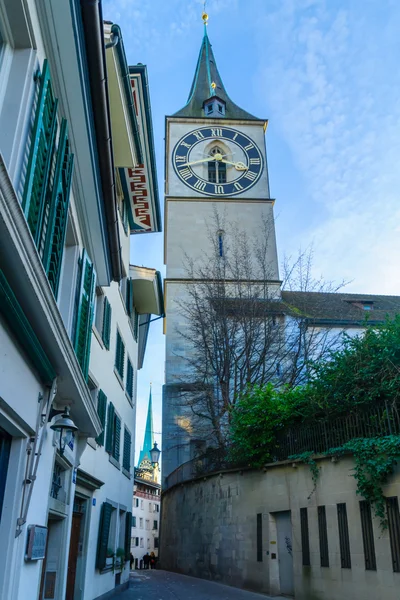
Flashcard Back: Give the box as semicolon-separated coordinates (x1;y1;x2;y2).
115;329;125;380
386;497;400;572
317;505;329;567
73;250;96;381
337;503;351;569
139;518;143;528
105;402;121;464
125;278;134;317
153;520;158;531
96;502;114;570
123;427;132;473
124;512;132;559
359;501;376;570
20;60;74;300
132;516;136;527
95;390;107;446
101;297;112;350
154;537;159;549
300;508;311;566
140;538;144;548
126;358;134;400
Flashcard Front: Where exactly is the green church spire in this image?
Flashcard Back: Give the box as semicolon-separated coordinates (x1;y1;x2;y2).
173;11;259;121
137;385;154;467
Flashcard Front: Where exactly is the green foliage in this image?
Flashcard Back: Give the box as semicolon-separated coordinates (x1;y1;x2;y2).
329;436;400;529
289;452;321;499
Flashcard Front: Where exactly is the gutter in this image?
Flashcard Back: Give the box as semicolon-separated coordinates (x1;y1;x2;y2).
111;24;143;164
79;0;122;282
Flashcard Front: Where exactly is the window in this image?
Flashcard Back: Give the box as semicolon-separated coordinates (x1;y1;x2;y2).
132;516;136;527
145;519;150;530
115;329;125;379
134;498;139;508
207;104;213;114
73;249;96;381
101;297;112;349
21;60;74;299
300;508;310;566
149;502;152;513
140;538;144;548
123;427;132;472
134;537;139;547
96;502;115;570
139;518;143;528
105;403;121;462
154;537;159;549
126;358;134;400
337;503;351;569
317;506;329;567
125;278;134;317
217;229;224;257
147;538;150;550
359;501;376;570
140;500;144;510
95;390;107;446
153;520;158;531
217;103;224;113
256;513;262;562
386;497;400;572
208;147;226;184
155;504;160;513
132;308;139;342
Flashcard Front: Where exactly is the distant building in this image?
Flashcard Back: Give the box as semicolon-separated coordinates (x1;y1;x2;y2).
131;388;161;567
0;4;162;600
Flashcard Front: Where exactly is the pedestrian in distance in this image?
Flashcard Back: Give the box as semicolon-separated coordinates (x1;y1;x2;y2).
150;551;156;569
143;552;150;569
130;552;134;570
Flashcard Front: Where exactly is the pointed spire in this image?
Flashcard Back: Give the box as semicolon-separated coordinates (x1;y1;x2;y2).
173;13;259;120
137;385;155;467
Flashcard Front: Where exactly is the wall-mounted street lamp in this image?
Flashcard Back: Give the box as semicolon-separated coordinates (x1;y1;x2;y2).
150;442;161;467
50;406;78;455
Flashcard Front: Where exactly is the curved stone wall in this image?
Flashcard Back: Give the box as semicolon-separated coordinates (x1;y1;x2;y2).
160;456;400;600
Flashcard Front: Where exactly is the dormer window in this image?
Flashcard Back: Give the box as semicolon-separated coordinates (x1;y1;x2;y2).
347;300;374;311
203;97;226;117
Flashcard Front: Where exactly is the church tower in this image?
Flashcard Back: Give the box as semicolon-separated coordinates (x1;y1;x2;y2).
163;13;280;482
137;386;159;484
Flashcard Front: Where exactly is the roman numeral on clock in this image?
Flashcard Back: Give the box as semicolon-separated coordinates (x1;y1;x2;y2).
211;128;222;137
180;141;191;149
193;179;207;191
244;143;254;151
193;130;205;141
178;168;192;180
244;170;257;181
175;155;186;163
214;185;224;194
249;158;261;165
234;182;244;191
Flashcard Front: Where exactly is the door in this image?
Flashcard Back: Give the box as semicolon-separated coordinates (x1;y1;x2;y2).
65;512;82;600
276;511;294;596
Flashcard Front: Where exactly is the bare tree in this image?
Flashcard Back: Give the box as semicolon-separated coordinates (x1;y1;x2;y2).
172;208;346;450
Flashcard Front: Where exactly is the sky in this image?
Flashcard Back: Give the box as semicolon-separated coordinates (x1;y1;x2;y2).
102;0;400;463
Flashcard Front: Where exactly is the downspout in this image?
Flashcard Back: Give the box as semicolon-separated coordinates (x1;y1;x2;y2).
79;0;122;282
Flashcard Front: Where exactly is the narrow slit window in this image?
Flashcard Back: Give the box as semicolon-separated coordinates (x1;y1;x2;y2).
359;501;376;570
208;147;227;184
256;513;263;562
318;505;329;567
300;508;310;566
386;497;400;572
217;230;224;257
337;503;351;569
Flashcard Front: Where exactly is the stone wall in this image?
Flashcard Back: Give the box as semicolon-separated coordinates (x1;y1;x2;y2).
160;456;400;599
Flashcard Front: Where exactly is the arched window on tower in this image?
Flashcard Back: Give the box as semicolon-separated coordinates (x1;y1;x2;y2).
208;147;227;184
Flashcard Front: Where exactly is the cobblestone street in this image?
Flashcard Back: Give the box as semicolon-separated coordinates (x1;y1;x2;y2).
120;570;285;600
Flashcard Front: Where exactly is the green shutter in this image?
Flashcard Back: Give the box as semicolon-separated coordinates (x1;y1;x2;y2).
115;330;125;378
96;502;113;570
42;119;74;298
73;250;96;380
126;359;134;399
102;297;112;349
113;415;121;461
123;428;131;471
23;59;58;245
124;512;132;558
133;310;139;342
126;279;134;317
105;402;115;454
95;390;107;446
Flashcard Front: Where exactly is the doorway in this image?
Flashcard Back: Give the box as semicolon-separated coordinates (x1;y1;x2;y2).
66;496;87;600
275;511;294;596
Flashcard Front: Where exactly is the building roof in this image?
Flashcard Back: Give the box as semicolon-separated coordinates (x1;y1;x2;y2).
281;291;400;326
173;24;259;121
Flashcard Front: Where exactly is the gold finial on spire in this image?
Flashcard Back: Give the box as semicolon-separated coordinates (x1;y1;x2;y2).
202;0;208;25
211;82;216;89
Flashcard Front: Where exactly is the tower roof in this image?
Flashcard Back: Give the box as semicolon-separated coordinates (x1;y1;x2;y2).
137;386;154;467
173;20;259;121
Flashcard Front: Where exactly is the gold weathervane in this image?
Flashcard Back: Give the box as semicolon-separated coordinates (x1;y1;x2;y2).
202;0;208;25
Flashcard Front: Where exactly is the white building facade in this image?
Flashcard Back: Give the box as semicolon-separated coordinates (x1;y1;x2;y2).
0;2;162;600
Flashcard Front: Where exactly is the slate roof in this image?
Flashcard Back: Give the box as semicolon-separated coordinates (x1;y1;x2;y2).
173;27;260;121
281;291;400;326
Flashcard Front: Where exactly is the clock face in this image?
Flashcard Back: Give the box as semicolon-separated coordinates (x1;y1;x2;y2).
172;126;263;196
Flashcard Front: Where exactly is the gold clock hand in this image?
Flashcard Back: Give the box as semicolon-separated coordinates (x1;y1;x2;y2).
221;159;248;171
181;157;215;167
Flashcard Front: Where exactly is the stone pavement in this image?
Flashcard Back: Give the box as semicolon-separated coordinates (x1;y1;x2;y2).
116;570;288;600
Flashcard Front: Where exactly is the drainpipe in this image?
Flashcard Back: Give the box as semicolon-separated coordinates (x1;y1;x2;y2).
79;0;122;282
